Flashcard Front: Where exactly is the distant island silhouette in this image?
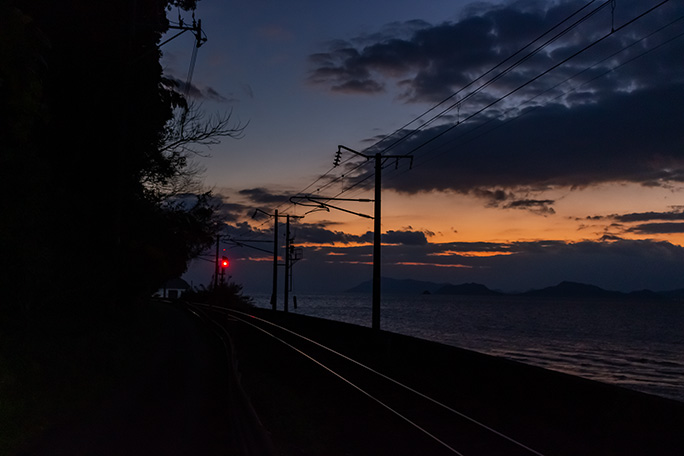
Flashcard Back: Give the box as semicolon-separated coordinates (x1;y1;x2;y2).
346;278;684;301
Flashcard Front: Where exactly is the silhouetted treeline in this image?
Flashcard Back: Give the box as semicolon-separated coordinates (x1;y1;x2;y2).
1;0;216;318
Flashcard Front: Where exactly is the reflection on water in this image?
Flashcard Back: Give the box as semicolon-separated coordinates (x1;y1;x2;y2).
252;293;684;403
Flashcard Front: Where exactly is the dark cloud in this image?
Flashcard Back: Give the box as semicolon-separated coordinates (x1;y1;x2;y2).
204;87;228;102
504;199;556;215
215;201;248;223
309;1;684;102
164;76;231;102
308;47;386;94
332;78;385;94
383;230;428;245
291;223;372;245
238;188;291;205
468;188;556;214
309;1;684;198
374;83;684;194
613;210;684;223
185;225;684;293
291;225;429;246
627;222;684;234
290;238;684;293
395;238;684;291
162;192;248;223
585;210;684;234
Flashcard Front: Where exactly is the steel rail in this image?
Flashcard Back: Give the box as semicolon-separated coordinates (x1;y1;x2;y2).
184;304;278;456
223;309;466;455
223;307;547;456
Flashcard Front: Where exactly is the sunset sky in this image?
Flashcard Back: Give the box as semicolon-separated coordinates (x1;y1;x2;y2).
161;0;684;294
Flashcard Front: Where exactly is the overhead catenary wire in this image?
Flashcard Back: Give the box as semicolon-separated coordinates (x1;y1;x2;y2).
276;0;620;210
373;0;610;157
343;0;678;196
380;12;684;183
396;0;673;160
236;0;676;238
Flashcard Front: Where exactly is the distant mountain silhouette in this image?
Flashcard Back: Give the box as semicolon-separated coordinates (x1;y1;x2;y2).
345;277;448;294
435;282;501;296
518;281;624;299
346;277;684;301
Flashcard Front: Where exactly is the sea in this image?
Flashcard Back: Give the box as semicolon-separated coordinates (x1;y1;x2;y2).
250;293;684;403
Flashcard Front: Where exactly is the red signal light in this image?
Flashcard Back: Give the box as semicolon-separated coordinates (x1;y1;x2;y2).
221;256;229;268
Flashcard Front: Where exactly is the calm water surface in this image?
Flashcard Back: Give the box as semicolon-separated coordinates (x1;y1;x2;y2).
251;293;684;403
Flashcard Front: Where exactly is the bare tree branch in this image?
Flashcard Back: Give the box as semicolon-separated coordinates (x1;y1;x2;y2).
161;102;248;156
144;101;248;199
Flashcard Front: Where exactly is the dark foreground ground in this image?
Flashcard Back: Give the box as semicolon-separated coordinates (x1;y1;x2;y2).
7;301;684;455
227;308;684;456
10;301;274;456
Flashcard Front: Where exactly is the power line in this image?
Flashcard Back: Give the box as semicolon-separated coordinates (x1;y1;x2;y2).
235;0;676;231
380;26;684;187
281;0;616;208
372;0;611;157
375;0;676;184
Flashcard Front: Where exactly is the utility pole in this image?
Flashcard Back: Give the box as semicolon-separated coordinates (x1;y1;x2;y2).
372;153;382;330
284;214;290;313
213;232;220;289
271;209;279;311
253;209;302;312
252;209;281;311
336;145;412;330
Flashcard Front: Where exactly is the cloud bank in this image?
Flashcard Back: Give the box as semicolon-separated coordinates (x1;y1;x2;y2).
308;1;684;208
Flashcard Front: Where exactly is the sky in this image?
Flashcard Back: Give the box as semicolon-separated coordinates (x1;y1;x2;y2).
160;0;684;295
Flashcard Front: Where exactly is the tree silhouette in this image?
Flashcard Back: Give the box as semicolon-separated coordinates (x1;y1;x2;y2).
1;0;230;317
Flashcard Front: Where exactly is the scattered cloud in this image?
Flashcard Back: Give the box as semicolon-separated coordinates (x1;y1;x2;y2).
366;84;684;195
383;230;428;245
238;187;292;205
307;1;684;200
164;76;232;102
627;222;684;234
613;210;684;223
283;237;684;292
309;2;684;103
503;199;556;216
291;224;372;245
584;209;684;235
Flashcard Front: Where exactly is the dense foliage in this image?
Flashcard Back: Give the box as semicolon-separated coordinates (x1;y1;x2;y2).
0;0;219;316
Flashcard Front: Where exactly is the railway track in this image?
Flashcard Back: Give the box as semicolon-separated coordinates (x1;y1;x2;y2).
184;303;279;455
192;303;550;456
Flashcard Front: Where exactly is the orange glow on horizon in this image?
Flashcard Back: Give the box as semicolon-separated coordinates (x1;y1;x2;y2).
326;260;373;265
246;256;273;262
236;185;684;252
394;261;472;268
429;250;516;257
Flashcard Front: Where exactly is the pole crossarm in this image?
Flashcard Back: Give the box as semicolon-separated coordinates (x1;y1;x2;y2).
252;208;276;219
336;145;415;169
337;145;372;160
290;195;374;219
166;19;207;48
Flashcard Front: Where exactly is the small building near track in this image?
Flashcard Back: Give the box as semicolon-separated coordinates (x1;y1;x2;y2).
155;277;191;299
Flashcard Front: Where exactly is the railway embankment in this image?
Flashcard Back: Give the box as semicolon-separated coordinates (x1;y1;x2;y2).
9;301;683;455
226;307;684;456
